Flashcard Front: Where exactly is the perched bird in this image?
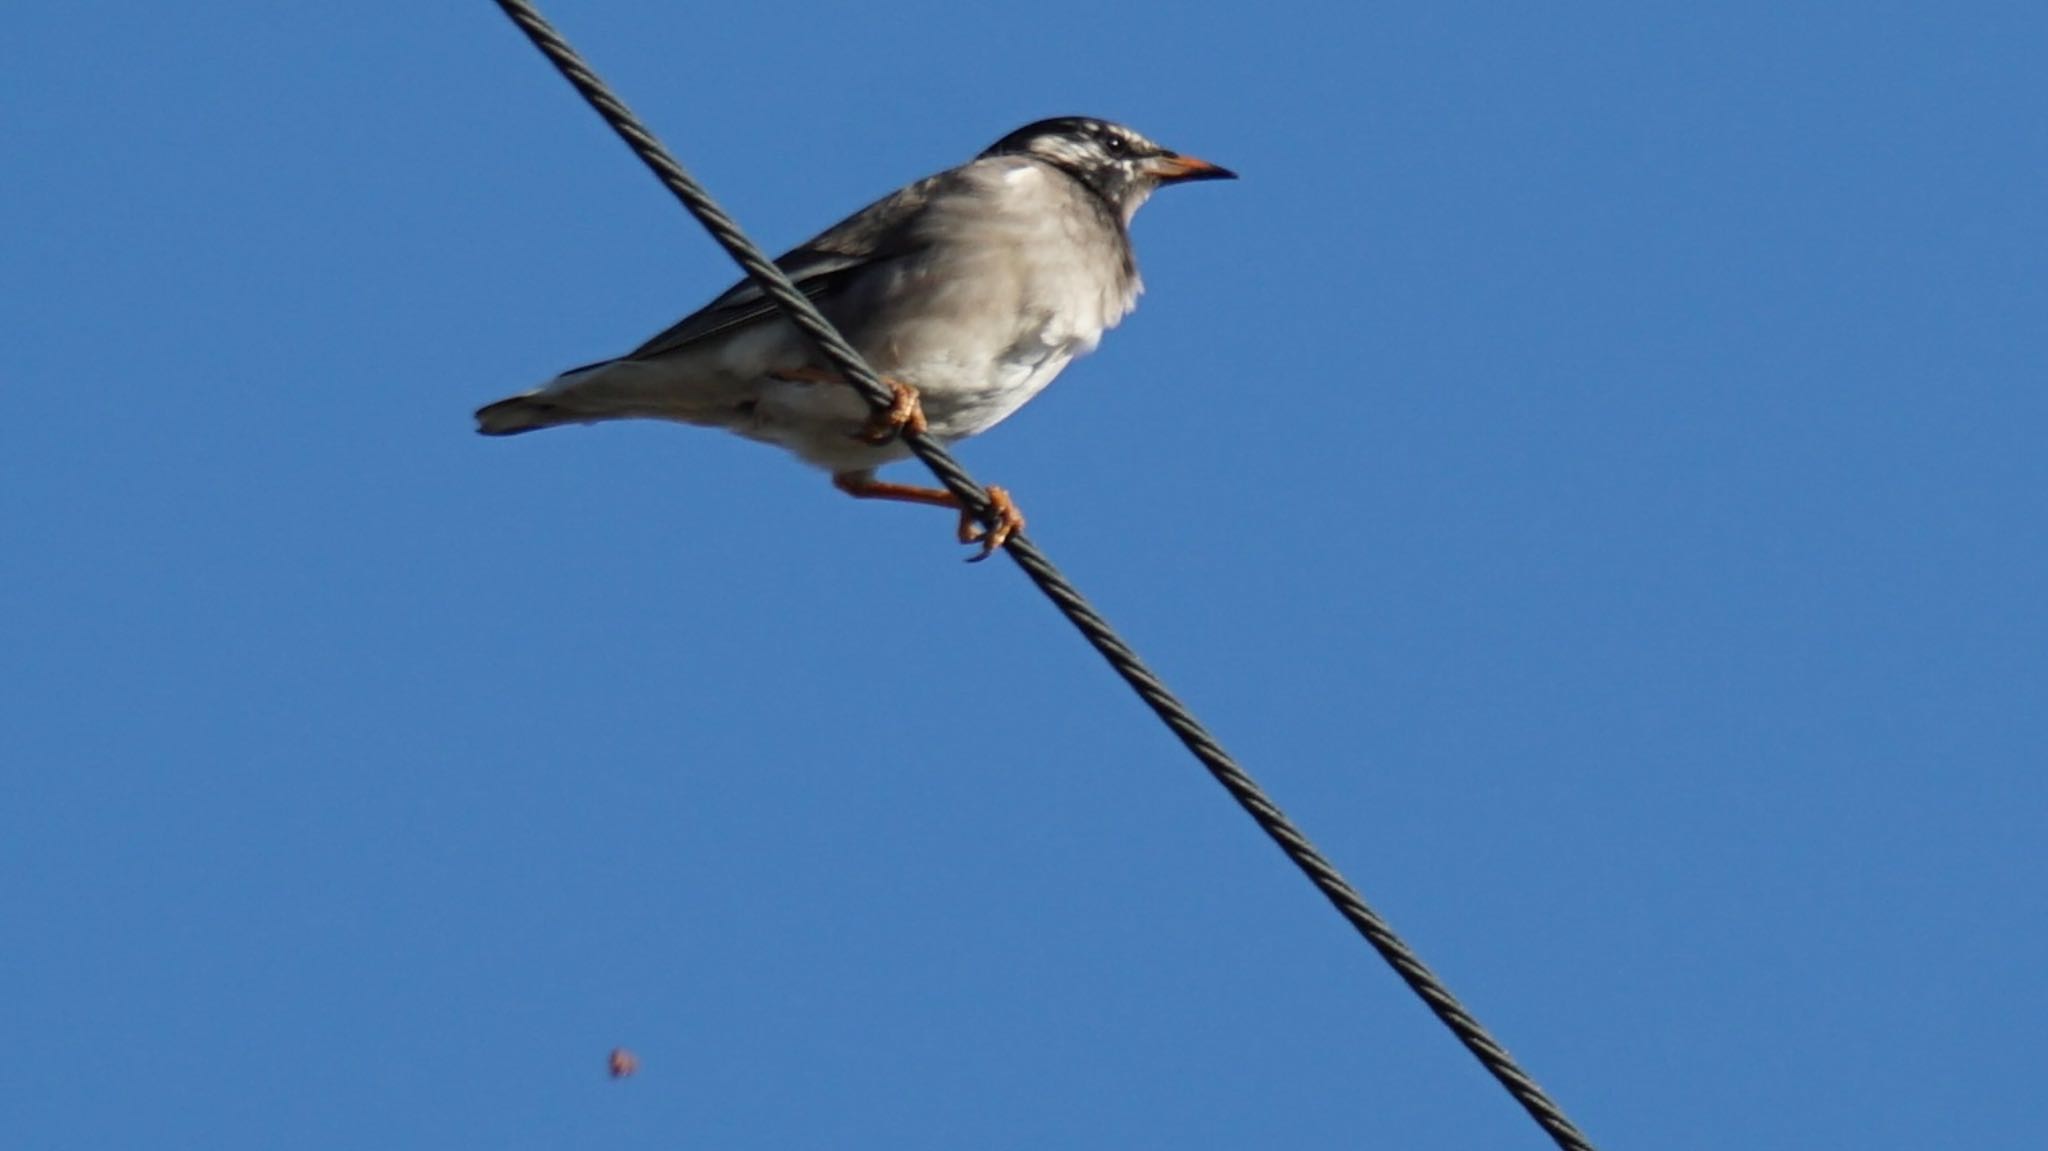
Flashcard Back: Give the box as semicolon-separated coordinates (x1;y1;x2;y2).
476;117;1234;557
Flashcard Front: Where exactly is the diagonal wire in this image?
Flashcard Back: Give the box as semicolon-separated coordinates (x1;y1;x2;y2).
486;3;1600;1148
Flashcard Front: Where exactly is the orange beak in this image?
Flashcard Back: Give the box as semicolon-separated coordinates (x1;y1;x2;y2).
1147;152;1238;183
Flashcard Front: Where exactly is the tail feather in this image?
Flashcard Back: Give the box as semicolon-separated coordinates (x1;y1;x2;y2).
475;392;573;436
474;359;747;436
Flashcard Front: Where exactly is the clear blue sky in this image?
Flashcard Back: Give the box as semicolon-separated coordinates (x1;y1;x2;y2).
4;3;2043;1147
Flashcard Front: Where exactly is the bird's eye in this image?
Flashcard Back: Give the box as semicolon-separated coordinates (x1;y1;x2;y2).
1103;135;1128;155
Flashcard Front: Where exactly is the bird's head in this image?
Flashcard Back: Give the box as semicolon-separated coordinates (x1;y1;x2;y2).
982;117;1235;222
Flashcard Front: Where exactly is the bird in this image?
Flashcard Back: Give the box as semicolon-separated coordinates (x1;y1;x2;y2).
475;116;1235;559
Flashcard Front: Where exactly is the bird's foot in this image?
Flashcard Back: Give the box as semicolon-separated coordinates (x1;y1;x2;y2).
860;378;927;445
958;485;1024;562
831;473;1024;562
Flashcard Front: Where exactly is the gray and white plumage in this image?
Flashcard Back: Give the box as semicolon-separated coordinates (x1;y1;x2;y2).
476;117;1233;480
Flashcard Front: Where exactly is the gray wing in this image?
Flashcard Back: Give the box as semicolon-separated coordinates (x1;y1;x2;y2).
620;171;946;363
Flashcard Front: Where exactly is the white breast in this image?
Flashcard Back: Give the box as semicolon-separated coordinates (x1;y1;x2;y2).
908;161;1139;440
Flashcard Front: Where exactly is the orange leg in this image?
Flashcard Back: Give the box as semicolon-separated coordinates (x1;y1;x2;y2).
833;473;1026;561
769;367;927;444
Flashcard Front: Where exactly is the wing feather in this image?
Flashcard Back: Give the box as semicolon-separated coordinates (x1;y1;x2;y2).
620;172;946;364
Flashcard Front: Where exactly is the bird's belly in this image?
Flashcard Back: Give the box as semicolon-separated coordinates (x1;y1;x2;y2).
737;299;1105;472
913;344;1078;440
735;341;1077;476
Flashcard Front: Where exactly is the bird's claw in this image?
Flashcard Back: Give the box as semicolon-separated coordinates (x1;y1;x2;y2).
858;379;927;445
959;485;1024;562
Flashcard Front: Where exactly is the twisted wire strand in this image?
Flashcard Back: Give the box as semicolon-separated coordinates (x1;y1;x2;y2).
487;4;1598;1148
